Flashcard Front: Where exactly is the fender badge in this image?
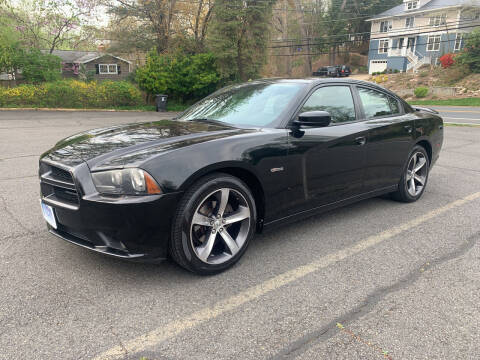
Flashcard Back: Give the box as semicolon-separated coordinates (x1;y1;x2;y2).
270;167;284;173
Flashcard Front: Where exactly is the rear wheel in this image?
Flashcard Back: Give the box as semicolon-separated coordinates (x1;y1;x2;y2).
391;145;430;203
170;173;256;275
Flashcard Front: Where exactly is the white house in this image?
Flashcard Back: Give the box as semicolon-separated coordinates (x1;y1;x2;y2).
366;0;480;74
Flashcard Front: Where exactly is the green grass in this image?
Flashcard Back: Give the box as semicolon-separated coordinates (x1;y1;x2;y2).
166;102;191;112
409;98;480;106
445;123;480;127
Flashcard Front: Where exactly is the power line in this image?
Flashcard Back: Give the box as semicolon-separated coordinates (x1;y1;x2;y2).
271;36;468;57
268;19;480;48
272;22;471;56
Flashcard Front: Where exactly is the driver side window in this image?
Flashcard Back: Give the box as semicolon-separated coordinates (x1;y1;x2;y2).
300;86;357;124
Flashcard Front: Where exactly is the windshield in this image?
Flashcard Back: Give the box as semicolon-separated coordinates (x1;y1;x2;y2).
178;82;305;127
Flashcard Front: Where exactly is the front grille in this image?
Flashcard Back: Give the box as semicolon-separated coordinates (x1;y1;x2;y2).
53;187;79;204
40;162;80;208
51;166;74;183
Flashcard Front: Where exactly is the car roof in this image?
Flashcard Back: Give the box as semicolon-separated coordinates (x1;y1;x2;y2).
256;77;389;91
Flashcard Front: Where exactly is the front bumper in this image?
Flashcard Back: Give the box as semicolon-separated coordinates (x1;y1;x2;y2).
40;159;182;261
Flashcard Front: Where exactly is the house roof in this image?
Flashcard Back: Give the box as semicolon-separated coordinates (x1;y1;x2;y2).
44;50;132;64
367;0;480;21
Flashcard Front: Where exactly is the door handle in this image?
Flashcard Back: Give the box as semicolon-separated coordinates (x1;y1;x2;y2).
355;136;367;146
404;125;413;134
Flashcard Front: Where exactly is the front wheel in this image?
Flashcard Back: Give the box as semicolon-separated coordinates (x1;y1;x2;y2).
391;145;430;203
170;173;256;275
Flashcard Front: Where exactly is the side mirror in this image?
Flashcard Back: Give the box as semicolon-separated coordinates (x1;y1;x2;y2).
294;111;331;128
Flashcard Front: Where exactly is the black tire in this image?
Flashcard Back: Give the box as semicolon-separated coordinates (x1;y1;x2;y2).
391;145;430;203
170;173;257;275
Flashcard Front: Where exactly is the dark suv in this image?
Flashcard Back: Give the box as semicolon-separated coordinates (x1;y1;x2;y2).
312;66;338;77
336;65;351;77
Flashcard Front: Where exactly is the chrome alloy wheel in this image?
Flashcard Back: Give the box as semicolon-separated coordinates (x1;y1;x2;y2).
406;152;428;197
190;188;251;265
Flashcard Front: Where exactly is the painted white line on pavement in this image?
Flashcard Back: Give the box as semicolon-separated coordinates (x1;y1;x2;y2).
93;192;480;360
444;117;480;121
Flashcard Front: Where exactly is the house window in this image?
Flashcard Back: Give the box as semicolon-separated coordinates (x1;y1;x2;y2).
405;17;415;28
454;33;464;51
462;10;480;20
427;35;441;51
405;1;418;10
379;39;389;54
380;20;392;33
99;64;118;74
429;14;447;27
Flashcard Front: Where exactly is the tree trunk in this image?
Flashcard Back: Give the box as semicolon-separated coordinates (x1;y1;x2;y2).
283;0;292;76
292;0;311;76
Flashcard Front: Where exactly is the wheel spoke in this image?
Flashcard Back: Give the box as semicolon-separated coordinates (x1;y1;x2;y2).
219;230;239;255
197;231;217;262
412;153;417;169
224;206;250;225
414;174;426;185
409;177;416;194
406;170;414;181
414;157;426;173
216;189;230;217
192;212;212;227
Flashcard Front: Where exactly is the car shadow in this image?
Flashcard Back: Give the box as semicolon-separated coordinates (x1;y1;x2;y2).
66;195;400;285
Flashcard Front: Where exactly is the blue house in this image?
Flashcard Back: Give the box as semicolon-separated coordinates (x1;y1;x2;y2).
366;0;480;73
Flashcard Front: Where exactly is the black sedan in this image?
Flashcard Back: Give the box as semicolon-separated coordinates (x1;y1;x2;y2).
39;79;444;275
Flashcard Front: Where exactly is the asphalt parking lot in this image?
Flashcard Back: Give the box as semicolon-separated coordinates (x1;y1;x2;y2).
1;109;479;360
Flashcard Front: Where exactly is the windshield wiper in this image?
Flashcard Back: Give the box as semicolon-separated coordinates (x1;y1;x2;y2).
187;118;229;126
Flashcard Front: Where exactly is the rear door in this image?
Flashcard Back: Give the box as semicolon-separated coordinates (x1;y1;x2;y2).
285;84;369;214
354;86;416;192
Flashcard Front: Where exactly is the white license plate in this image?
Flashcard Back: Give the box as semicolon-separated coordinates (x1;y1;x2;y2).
41;202;57;229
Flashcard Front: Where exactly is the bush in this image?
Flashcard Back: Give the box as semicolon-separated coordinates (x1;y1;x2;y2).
20;49;62;83
136;51;221;103
0;80;144;108
414;86;429;98
394;69;400;73
457;30;480;73
439;53;455;69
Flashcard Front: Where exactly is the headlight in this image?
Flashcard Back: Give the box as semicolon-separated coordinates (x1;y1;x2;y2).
91;169;162;195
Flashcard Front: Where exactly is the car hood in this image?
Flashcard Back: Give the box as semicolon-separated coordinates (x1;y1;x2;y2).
41;119;253;169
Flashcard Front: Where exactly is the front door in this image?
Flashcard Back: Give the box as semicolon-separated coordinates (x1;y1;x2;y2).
407;37;416;52
285;85;368;215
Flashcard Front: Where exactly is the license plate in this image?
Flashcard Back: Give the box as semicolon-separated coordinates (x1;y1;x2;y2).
41;202;57;229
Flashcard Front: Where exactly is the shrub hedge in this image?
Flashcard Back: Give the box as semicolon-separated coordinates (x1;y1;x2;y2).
414;86;429;98
0;80;144;108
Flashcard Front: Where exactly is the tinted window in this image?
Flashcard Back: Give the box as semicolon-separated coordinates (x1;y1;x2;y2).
300;86;356;124
179;82;305;127
358;88;400;118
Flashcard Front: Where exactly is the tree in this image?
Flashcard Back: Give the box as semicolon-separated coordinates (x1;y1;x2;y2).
20;49;62;83
0;0;97;53
106;0;177;54
136;50;220;102
105;0;214;55
209;0;275;82
457;30;480;73
0;16;24;77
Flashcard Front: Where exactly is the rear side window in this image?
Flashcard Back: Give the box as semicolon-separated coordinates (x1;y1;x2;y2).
358;88;400;118
300;86;356;124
